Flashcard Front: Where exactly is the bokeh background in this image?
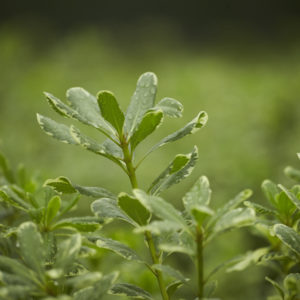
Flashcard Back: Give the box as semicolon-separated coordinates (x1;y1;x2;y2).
1;1;300;299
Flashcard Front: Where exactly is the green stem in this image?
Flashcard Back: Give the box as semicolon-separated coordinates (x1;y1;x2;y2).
196;226;204;299
121;140;169;300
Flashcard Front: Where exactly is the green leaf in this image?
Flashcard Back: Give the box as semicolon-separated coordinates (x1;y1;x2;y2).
244;201;277;216
55;234;81;271
53;217;101;232
91;198;137;226
37;114;78;145
144;111;208;158
183;176;212;212
275;191;296;217
0;151;14;183
155;97;183;118
66;272;102;290
124;72;157;138
70;125;124;168
44;177;77;194
45;195;61;225
74;184;116;199
278;184;300;210
18;222;45;277
191;205;214;227
0;188;29;211
130;110;163;151
166;281;183;298
213;208;256;234
60;194;80;216
284;166;300;182
66;87;117;138
273;224;300;255
283;273;300;296
97;91;124;136
133;189;190;234
101;139;123;159
134;220;182;235
118;192;151;226
152;264;189;283
148;147;198;195
204;280;218;298
88;235;141;261
110;283;153;299
265;277;284;299
262;180;279;207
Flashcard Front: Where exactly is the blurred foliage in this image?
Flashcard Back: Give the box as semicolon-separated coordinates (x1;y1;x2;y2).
1;24;300;299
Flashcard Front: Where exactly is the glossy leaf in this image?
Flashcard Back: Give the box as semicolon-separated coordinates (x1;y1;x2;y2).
273;224;300;255
130;110;163;151
97;91;124;136
45;195;61;225
148;147;198;195
91;198;137;226
124;72;157;138
155;97;183;118
110;283;153;299
118;192;151;225
18;222;45;276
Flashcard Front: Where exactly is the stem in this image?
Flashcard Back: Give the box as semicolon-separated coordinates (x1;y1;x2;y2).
196;226;204;299
121;139;169;300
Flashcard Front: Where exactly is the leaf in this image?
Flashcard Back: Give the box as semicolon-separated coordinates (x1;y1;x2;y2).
204;280;218;298
110;283;153;299
244;201;277;216
134;220;182;235
213;208;256;234
37;114;78;145
144;111;208;158
44;177;77;194
133;189;190;234
124;72;157;138
283;273;300;296
166;281;183;298
118;192;151;225
0;151;14;183
265;277;284;299
191;205;214;227
66;87;117;138
74;185;116;199
70;125;124;168
97;91;124;136
273;224;300;255
284;166;300;182
55;233;81;271
91;198;137;226
130;110;163;151
66;272;102;290
0;188;29;211
275;191;296;217
101;138;123;159
86;235;141;261
45;195;61;225
183;176;212;212
148;147;198;195
53;217;102;232
152;264;189;283
262;180;279;207
278;184;300;210
155;97;183;118
18;222;45;277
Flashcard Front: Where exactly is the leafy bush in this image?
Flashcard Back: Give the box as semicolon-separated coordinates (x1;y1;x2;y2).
0;72;299;299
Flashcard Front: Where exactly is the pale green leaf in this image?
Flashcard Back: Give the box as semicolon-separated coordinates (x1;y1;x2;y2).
284;166;300;182
66;272;102;290
134;220;182;235
152;264;189;283
97;91;124;136
110;283;153;299
74;185;116;199
191;205;214;227
273;224;300;255
91;198;137;226
124;72;157;138
118;192;151;225
53;216;101;232
130;110;163;151
148;147;198;195
262;180;279;207
45;195;61;225
133;189;190;234
66;87;117;138
101;139;123;159
155;97;183;118
278;184;300;210
44;177;77;194
18;222;45;276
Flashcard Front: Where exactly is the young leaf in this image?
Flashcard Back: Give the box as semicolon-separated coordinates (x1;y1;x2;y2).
130;110;163;151
91;198;137;226
118;192;151;225
266;277;284;299
191;205;214;227
18;222;45;277
154;97;183;118
44;177;77;194
278;184;300;210
101;138;123;159
110;283;153;300
45;195;61;225
183;176;212;212
166;281;183;298
262;180;279;207
273;224;300;255
97;91;124;136
37;114;78;145
133;189;190;234
134;220;182;235
244;201;277;216
152;264;189;283
90;235;141;261
53;216;102;232
204;280;218;298
0;151;14;183
148;147;198;195
74;185;116;199
0;188;29;211
284;166;300;182
66;87;117;138
283;273;300;296
124;72;157;138
66;272;102;290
